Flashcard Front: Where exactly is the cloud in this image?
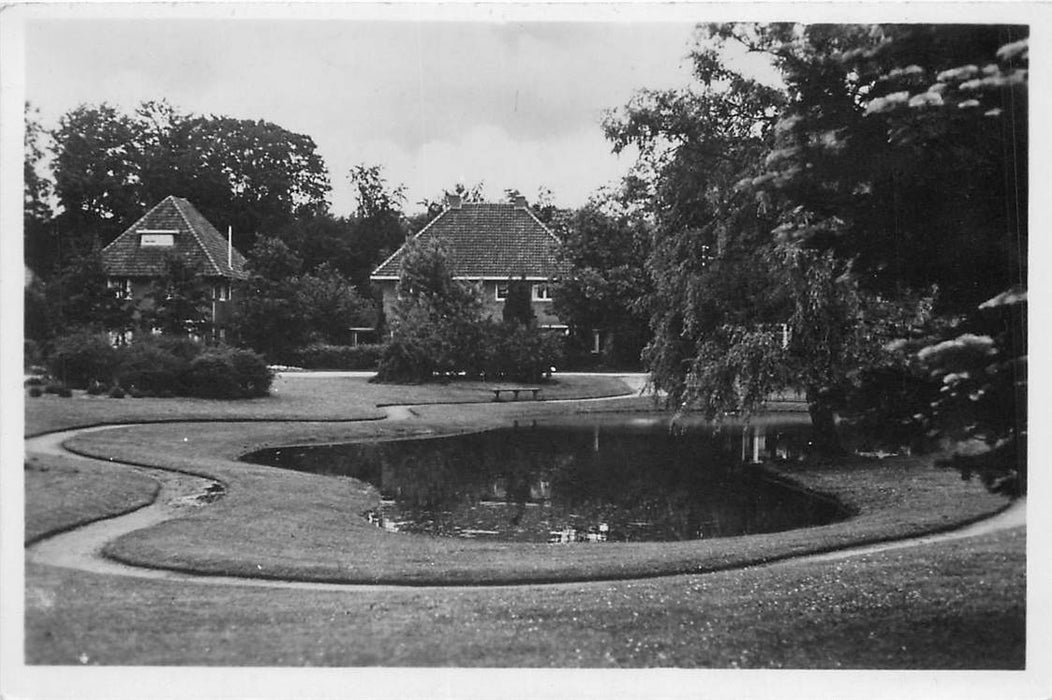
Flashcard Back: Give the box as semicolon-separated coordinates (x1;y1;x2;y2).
27;18;694;214
329;123;635;214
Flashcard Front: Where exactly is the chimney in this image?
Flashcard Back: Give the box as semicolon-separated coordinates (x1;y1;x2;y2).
445;194;463;210
512;194;528;210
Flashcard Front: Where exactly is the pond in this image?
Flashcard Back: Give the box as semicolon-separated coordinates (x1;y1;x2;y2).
242;414;846;544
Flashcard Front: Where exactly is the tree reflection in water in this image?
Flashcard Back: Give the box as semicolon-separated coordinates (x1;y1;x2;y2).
245;416;845;543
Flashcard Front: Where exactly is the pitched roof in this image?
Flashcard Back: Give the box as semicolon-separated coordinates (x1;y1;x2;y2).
101;196;248;280
371;202;569;280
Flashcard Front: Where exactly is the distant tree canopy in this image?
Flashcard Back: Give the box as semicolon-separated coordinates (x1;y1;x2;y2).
41;100;331;268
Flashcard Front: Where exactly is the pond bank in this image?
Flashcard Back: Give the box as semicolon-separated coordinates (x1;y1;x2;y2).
25;378;1012;585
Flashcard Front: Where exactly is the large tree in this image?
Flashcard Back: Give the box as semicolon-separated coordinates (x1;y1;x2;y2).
374;236;484;382
606;24;953;454
551;197;653;368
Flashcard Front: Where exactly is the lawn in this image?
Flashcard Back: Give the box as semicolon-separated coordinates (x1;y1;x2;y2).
21;372;1028;672
32;379;1008;584
23;452;159;545
24;372;633;436
24;527;1024;668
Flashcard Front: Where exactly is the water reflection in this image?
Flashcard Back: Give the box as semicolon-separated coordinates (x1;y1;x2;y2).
244;415;843;544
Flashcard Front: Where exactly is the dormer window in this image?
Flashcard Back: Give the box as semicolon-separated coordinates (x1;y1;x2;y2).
139;229;177;247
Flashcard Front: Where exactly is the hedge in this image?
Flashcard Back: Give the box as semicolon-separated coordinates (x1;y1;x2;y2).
43;332;272;399
289;343;382;370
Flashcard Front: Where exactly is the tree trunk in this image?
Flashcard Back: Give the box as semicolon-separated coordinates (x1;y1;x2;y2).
806;386;845;458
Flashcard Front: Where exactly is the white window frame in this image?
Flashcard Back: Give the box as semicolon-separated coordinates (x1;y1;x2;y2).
138;229;177;247
495;282;510;301
531;283;552;301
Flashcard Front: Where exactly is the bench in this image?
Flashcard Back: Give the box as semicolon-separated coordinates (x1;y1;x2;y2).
491;387;543;402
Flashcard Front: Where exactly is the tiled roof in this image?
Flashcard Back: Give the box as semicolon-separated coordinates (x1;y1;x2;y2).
101;196;248;280
371;203;569;280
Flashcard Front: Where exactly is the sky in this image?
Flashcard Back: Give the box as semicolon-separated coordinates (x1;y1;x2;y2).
25;11;716;216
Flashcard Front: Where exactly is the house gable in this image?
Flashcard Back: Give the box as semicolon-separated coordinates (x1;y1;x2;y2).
371;200;568;282
101;196;248;280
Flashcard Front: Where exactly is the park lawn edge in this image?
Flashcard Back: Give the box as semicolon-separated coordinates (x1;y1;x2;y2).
60;422;1009;585
23;457;162;545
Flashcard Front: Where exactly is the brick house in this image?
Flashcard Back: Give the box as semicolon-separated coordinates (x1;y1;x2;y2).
371;194;570;330
100;195;248;339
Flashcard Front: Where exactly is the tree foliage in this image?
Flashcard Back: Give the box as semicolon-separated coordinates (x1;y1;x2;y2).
552;198;652;367
141;256;215;338
609;23;1025;468
46;100;331;260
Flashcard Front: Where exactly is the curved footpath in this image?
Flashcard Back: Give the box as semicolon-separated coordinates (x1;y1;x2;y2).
25;382;1025;592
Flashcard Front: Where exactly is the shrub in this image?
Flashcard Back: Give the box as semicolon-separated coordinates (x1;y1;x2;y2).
47;331;118;389
186;352;240;399
228;348;273;398
108;384;126;399
114;341;189;397
24;376;45;388
480;322;563;383
185;346;272;399
290;343;382;370
28;386;43;398
44;383;64;394
56;386;73;398
86;380;107;396
152;335;204;363
375;336;435;383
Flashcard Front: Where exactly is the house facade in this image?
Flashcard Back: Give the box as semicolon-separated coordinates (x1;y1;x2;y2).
100;195;248;339
371;194;570;329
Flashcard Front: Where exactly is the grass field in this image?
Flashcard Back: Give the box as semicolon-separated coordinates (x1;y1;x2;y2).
21;372;1028;671
24;527;1024;667
23;453;160;545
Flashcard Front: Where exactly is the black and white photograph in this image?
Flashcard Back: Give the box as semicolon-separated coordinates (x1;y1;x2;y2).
1;2;1046;698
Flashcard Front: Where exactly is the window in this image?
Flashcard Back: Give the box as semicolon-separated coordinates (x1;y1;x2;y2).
532;283;552;301
107;278;132;299
139;230;177;247
213;283;231;301
495;283;510;301
591;330;602;354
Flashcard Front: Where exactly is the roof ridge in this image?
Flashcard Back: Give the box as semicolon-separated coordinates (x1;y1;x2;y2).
171;197;223;276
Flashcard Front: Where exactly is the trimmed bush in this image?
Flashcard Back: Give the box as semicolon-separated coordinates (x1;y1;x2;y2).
114;341;189;397
479;322;564;383
290;343;382;371
228;349;273;398
47;331;118;389
28;386;43;398
375;336;435;383
186;352;240;399
56;386;73;398
86;381;107;396
108;385;126;399
24;376;45;388
186;347;272;399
